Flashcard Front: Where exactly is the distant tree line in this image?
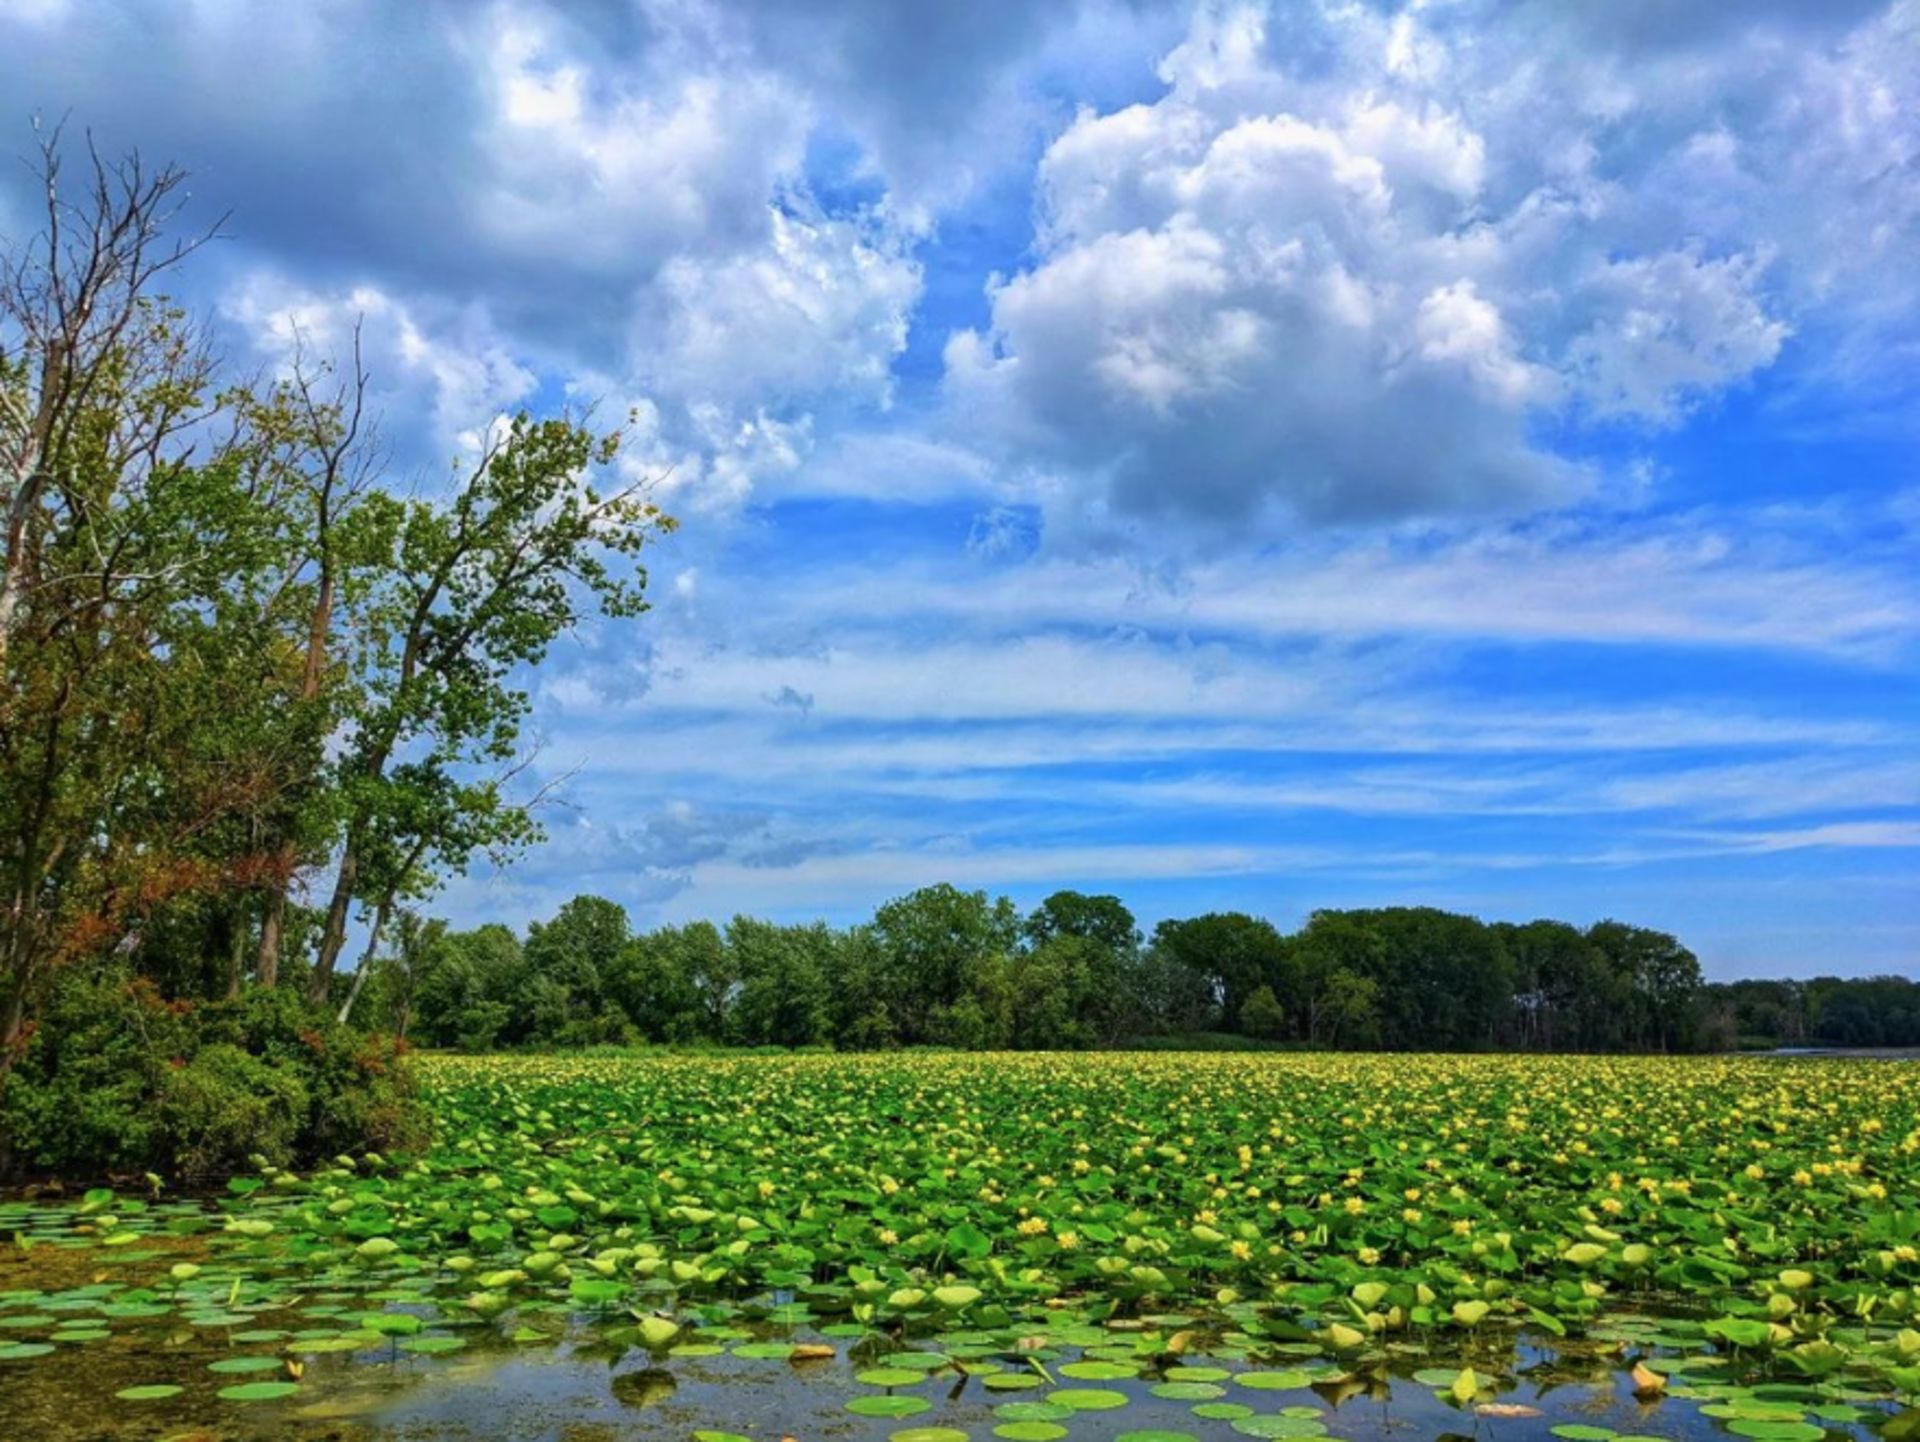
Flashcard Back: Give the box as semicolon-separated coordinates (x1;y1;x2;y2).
1707;976;1920;1050
349;884;1908;1055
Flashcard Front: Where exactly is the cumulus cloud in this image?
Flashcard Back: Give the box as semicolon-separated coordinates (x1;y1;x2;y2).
944;0;1913;530
0;0;925;509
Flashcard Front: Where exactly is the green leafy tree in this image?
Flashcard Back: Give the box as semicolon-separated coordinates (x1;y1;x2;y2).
1148;912;1289;1034
606;923;722;1043
1240;983;1287;1040
305;415;673;1003
1586;920;1704;1052
729;918;835;1048
870;884;1020;1046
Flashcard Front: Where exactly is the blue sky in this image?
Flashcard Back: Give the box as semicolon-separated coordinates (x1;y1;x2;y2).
3;0;1916;979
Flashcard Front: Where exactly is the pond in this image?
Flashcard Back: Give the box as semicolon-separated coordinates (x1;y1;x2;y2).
0;1192;1912;1442
5;1052;1917;1441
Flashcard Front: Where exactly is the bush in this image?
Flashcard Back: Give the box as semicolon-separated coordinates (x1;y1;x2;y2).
1241;985;1288;1040
0;960;427;1183
157;1044;309;1178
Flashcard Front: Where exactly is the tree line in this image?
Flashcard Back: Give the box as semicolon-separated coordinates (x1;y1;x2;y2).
351;883;1906;1055
1710;976;1920;1050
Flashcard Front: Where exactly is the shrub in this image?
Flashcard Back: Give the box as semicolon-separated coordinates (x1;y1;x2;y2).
157;1043;309;1178
0;959;427;1183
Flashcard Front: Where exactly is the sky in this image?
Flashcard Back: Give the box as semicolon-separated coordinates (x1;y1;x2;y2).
2;0;1916;981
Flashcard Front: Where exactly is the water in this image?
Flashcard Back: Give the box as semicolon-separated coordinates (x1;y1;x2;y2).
1;1231;1911;1442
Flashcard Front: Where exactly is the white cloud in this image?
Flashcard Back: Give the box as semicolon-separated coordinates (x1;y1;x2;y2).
221;273;538;452
942;0;1914;532
1568;248;1790;421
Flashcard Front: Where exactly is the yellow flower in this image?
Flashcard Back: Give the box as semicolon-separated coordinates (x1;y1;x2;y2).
1357;1246;1381;1265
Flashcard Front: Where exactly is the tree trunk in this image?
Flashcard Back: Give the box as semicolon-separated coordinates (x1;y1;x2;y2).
0;450;39;673
308;841;357;1004
336;894;390;1027
255;886;284;988
256;561;334;987
224;899;248;1000
0;981;28;1090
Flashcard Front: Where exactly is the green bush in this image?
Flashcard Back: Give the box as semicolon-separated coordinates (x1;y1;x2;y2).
158;1043;309;1177
0;960;427;1183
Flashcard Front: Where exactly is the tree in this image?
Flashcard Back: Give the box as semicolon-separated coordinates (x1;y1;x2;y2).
729;918;835;1048
1147;912;1289;1033
0;135;298;1083
1240;983;1287;1040
1024;891;1139;955
524;895;628;1015
1587;920;1703;1052
870;885;1020;1046
605;923;722;1043
1;127;217;666
1020;891;1140;1045
827;925;896;1049
0;128;677;1111
305;414;673;1004
1287;912;1385;1046
1496;919;1621;1051
1327;908;1512;1050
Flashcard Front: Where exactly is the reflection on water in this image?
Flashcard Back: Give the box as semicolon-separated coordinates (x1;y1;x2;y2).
0;1284;1913;1442
1;1195;1914;1442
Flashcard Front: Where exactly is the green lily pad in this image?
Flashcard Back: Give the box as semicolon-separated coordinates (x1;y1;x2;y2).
208;1355;285;1373
1229;1416;1327;1439
1061;1359;1139;1380
847;1395;933;1419
860;1367;933;1387
996;1402;1074;1421
218;1380;301;1402
1048;1388;1129;1411
1155;1381;1227;1400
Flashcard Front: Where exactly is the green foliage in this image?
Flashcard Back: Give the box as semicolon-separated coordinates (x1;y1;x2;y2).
155;1044;309;1179
0;136;669;1183
0;960;424;1181
1239;983;1287;1040
1706;973;1920;1049
403;888;1723;1056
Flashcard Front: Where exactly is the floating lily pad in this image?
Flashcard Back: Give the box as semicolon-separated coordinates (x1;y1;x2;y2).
1048;1388;1129;1411
847;1395;933;1419
115;1384;185;1401
1155;1381;1227;1400
1229;1415;1327;1439
996;1402;1074;1422
218;1380;301;1402
208;1355;286;1373
1061;1359;1139;1380
399;1335;467;1354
